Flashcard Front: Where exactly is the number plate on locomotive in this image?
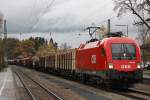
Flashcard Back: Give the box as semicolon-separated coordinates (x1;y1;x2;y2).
121;65;131;69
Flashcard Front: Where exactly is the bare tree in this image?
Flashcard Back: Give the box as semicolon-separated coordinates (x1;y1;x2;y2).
113;0;150;30
60;42;71;51
136;25;149;44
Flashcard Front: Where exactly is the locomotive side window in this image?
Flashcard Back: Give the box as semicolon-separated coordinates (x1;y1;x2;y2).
101;47;106;57
112;43;136;60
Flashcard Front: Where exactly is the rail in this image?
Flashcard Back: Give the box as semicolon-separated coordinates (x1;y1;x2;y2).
14;69;63;100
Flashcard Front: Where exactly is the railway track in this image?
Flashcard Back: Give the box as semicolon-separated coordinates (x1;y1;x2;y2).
68;76;150;100
13;66;150;100
35;69;150;100
38;73;150;100
14;69;63;100
142;78;150;85
81;78;150;100
109;88;150;100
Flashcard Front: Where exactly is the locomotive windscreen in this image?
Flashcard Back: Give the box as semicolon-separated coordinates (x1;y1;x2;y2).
111;43;136;60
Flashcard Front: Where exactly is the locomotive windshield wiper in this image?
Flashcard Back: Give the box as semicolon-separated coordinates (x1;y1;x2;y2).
123;44;135;60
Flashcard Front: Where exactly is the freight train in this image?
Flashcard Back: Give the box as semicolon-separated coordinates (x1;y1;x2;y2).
9;36;143;88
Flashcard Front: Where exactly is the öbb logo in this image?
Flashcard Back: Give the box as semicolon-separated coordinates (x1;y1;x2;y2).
91;55;96;64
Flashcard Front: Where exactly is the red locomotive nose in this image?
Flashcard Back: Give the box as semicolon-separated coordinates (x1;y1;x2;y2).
108;41;141;72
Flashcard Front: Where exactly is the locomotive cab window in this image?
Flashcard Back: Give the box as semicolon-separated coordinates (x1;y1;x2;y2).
111;43;136;60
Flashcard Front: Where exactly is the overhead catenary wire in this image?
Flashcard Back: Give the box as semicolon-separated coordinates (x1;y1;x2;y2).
44;0;111;33
24;0;38;29
28;0;56;33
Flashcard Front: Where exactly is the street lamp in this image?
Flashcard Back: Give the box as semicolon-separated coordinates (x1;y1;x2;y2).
116;24;128;37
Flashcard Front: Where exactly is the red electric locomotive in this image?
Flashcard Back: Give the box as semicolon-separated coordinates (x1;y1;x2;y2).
76;37;142;87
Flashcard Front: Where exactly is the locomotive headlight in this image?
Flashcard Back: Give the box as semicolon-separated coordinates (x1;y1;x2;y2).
137;63;141;69
108;63;113;69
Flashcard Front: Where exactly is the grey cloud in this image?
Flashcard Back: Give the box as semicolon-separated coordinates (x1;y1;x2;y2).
0;0;138;34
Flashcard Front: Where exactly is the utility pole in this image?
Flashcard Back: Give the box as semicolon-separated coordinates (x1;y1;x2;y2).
4;20;7;39
49;32;52;45
0;14;3;37
20;32;22;41
3;19;7;66
107;19;111;35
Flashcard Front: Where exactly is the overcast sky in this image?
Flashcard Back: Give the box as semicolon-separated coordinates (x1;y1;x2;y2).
0;0;139;37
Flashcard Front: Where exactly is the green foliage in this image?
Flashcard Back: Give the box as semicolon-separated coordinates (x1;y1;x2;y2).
36;40;57;57
5;38;20;59
1;37;57;61
29;37;47;50
0;38;6;70
28;37;58;57
3;37;47;59
20;39;35;57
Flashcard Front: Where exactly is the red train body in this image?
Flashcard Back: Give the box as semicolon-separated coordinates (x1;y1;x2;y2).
77;37;141;71
76;41;106;70
10;37;143;88
76;37;142;84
